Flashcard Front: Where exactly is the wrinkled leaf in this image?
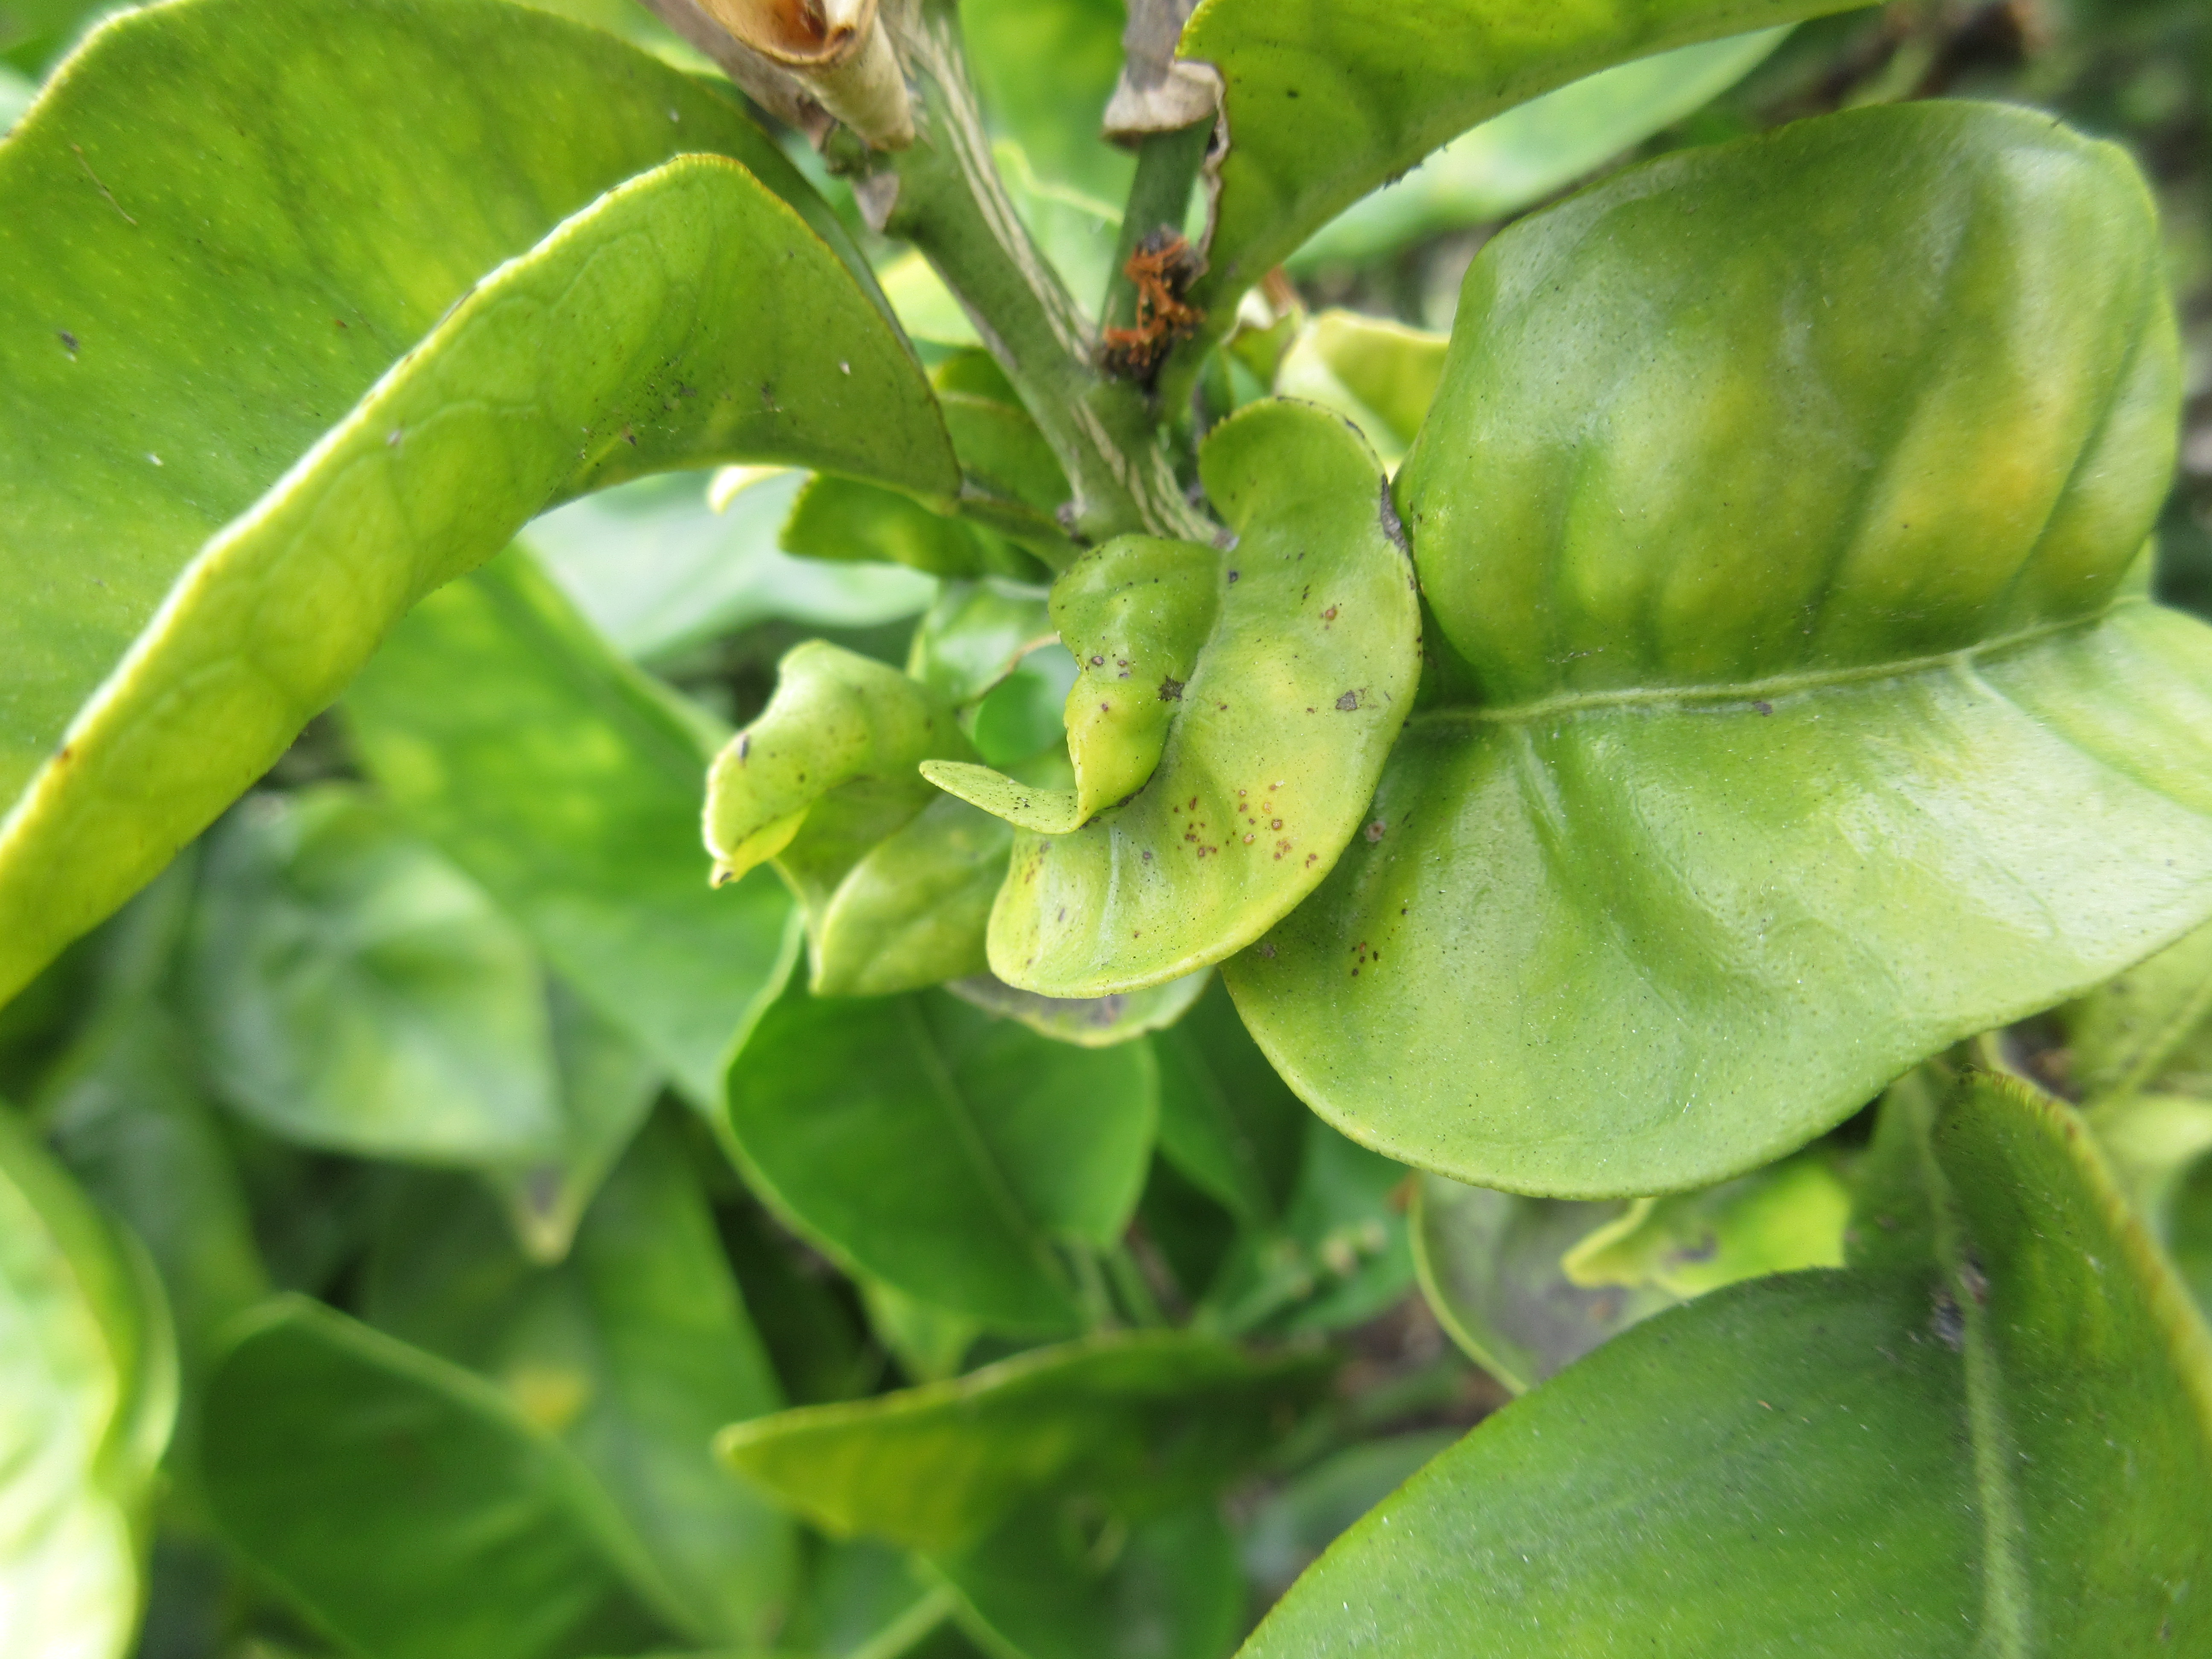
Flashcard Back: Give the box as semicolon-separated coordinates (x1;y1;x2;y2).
1289;29;1790;269
722;982;1156;1332
813;795;1011;997
1243;1074;2212;1654
188;788;565;1165
1230;102;2212;1197
1174;0;1868;372
346;545;793;1106
364;1129;797;1646
929;400;1420;996
938;1498;1244;1659
0;1108;175;1659
0;0;959;1004
202;1297;678;1659
529;469;932;669
717;1331;1328;1551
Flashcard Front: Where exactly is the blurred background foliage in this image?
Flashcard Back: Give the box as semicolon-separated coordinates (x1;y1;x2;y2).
0;0;2207;1654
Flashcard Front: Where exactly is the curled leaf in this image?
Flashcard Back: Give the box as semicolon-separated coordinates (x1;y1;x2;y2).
1229;103;2212;1197
928;399;1421;997
704;642;973;898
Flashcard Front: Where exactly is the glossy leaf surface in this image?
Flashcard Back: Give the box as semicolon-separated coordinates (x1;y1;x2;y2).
0;0;958;1005
364;1130;796;1645
1271;313;1447;466
1245;1075;2212;1654
718;1331;1327;1551
723;984;1156;1331
1175;0;1869;368
202;1298;675;1659
0;1109;174;1659
1289;28;1789;269
1231;102;2212;1196
811;795;1010;997
930;400;1420;996
188;789;565;1165
347;546;792;1106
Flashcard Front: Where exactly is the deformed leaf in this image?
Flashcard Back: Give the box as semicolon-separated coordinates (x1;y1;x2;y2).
784;472;1041;580
1242;1074;2212;1654
1561;1150;1851;1299
811;795;1011;997
1172;0;1869;377
721;981;1156;1333
0;1108;175;1659
202;1297;679;1659
187;788;566;1166
930;399;1420;997
346;545;794;1106
716;1330;1329;1552
705;643;974;905
908;579;1058;709
1229;102;2212;1197
0;0;959;1006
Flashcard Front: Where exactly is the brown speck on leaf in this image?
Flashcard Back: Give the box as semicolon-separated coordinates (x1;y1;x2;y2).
1141;850;1153;861
1271;818;1283;830
1158;676;1184;701
1243;832;1255;844
1931;1290;1965;1351
58;330;79;355
1100;701;1112;713
1365;820;1386;843
1227;570;1240;584
1257;942;1276;958
1091;655;1106;666
1305;852;1318;867
1753;700;1774;716
386;428;404;447
738;733;751;762
1322;605;1338;623
1336;691;1359;712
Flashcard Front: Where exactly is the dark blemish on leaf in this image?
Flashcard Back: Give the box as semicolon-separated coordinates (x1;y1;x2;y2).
1100;701;1112;713
1305;852;1318;867
1091;655;1106;666
623;426;638;446
1141;850;1152;860
1336;691;1359;712
1753;700;1774;716
1243;832;1255;844
1365;820;1386;843
1257;942;1276;958
1058;907;1067;922
1959;1251;1989;1306
58;330;79;355
1378;478;1411;553
1271;818;1282;830
1322;605;1338;623
386;428;404;447
738;733;751;762
1931;1290;1965;1351
56;745;73;764
1227;570;1240;584
1158;676;1185;701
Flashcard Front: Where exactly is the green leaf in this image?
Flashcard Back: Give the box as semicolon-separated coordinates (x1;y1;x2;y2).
1228;102;2212;1197
186;788;564;1165
486;984;666;1265
785;474;1041;580
0;1107;175;1659
812;796;1011;998
1270;313;1447;466
1237;1431;1458;1601
1207;1117;1413;1337
717;1331;1329;1552
947;970;1211;1050
364;1128;798;1646
929;353;1076;550
928;400;1420;997
1243;1073;2212;1654
909;580;1059;710
1288;28;1790;269
705;643;975;907
1176;0;1870;364
1152;979;1306;1228
1408;1177;1663;1396
202;1297;678;1659
721;982;1157;1333
1561;1149;1851;1298
345;544;795;1106
527;469;933;671
40;999;269;1382
937;1498;1244;1659
2062;917;2212;1101
960;0;1131;207
0;0;959;1005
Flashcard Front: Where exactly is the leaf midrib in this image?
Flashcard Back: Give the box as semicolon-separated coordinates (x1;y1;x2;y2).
1426;600;2140;728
